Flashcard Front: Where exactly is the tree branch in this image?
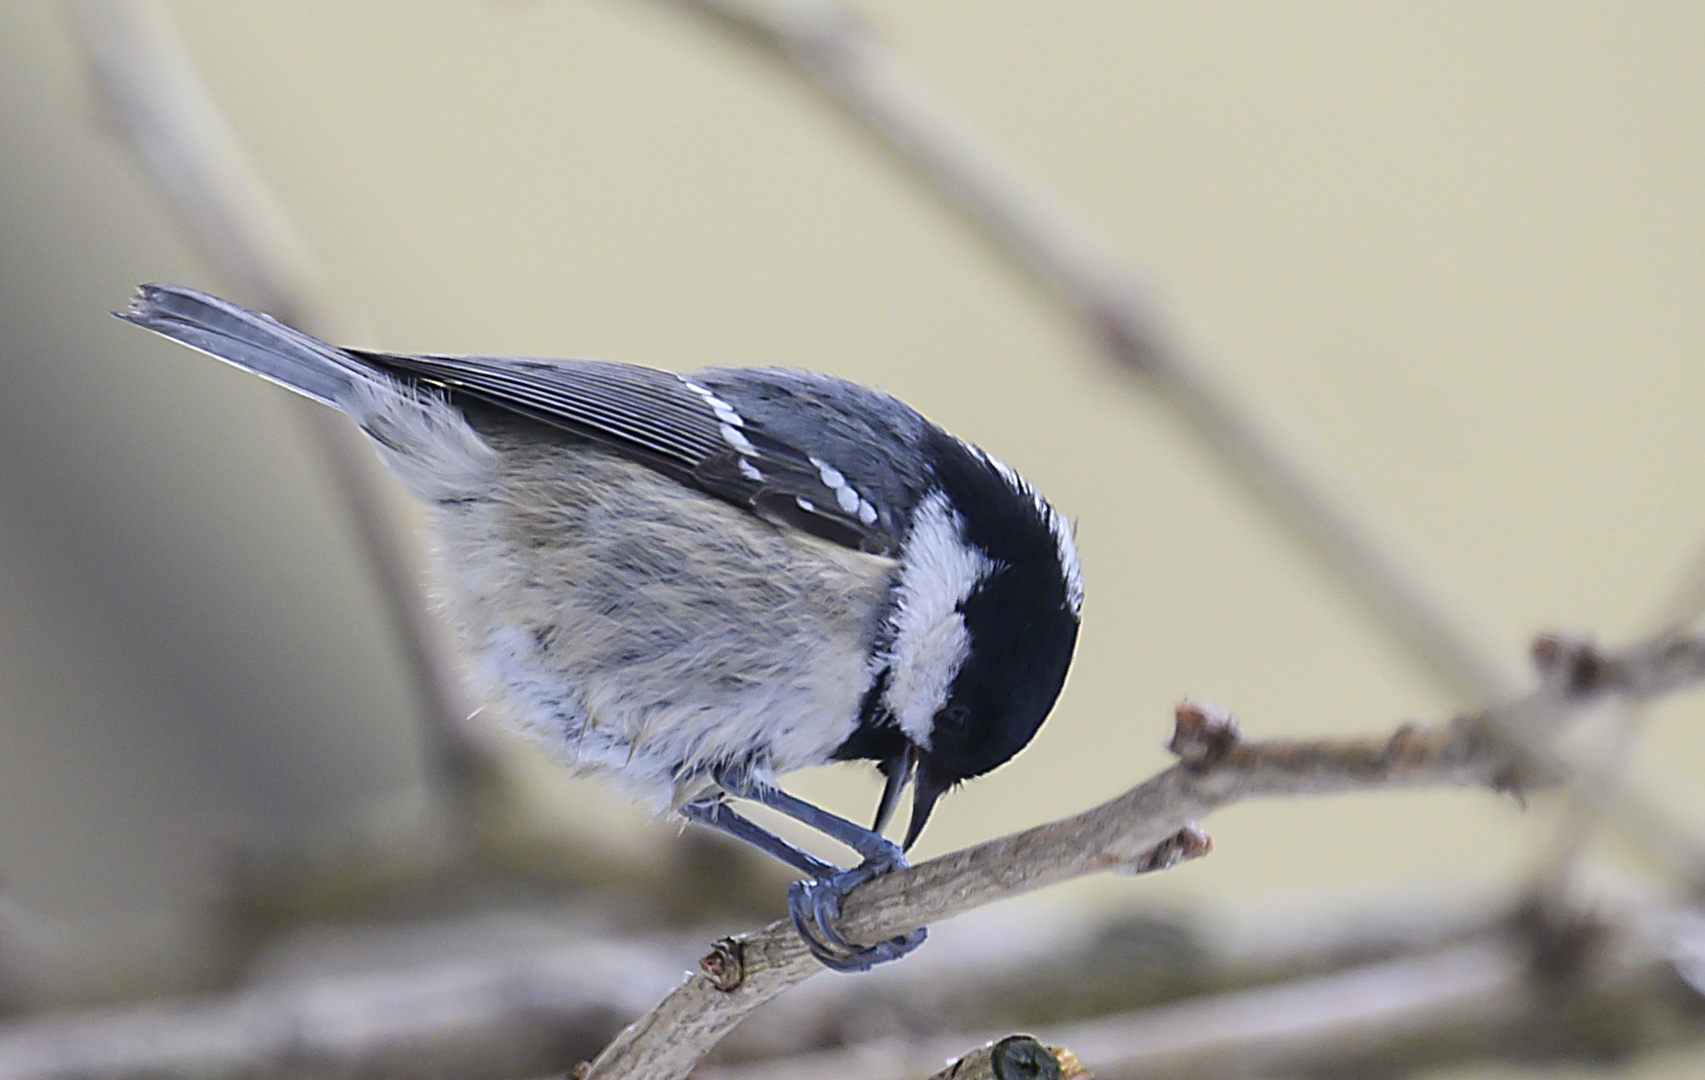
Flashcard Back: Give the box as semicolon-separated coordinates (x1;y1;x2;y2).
583;710;1508;1077
586;627;1705;1079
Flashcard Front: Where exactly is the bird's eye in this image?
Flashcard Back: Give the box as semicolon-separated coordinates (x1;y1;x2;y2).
940;703;971;732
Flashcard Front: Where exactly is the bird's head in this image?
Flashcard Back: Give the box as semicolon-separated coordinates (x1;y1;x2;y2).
862;431;1082;849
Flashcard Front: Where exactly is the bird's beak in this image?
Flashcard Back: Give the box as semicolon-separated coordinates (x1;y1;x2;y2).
902;768;947;853
872;743;918;835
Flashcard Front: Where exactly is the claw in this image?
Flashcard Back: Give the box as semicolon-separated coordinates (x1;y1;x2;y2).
682;767;931;970
786;851;926;972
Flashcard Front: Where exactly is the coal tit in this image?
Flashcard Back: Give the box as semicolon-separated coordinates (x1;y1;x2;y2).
119;285;1083;970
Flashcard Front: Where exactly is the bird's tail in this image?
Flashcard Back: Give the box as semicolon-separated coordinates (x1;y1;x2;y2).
116;284;371;409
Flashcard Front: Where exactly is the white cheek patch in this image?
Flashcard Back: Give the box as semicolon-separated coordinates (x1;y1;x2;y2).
885;613;971;746
882;491;994;746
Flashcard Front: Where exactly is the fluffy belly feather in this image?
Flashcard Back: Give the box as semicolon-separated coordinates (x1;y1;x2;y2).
418;425;897;807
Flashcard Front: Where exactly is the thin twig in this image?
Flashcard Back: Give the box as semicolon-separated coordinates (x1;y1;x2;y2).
1529;541;1705;907
1527;704;1650;903
652;0;1528;706
585;6;1705;1072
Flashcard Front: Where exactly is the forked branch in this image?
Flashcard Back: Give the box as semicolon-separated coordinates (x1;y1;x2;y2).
587;625;1705;1079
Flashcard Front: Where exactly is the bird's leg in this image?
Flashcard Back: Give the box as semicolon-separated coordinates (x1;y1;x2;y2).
709;767;927;972
678;797;839;879
717;769;902;865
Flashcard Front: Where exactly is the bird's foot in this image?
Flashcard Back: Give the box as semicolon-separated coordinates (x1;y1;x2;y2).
787;842;926;972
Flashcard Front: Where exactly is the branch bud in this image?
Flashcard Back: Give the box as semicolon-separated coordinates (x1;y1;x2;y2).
1168;699;1241;770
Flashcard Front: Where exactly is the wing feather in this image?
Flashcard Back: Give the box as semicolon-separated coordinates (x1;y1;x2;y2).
356;350;898;555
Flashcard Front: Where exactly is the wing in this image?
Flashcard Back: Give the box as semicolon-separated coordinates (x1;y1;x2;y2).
355;350;900;555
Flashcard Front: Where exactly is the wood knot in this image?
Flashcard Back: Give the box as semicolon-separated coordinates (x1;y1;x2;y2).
1120;824;1213;875
700;936;746;992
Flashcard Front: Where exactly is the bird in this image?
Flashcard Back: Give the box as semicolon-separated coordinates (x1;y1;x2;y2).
118;284;1083;970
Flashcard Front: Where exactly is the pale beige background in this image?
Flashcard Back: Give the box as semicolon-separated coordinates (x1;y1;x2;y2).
2;3;1703;1071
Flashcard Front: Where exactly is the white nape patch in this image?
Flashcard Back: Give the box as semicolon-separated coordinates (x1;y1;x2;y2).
738;458;764;482
882;491;994;745
981;447;1084;617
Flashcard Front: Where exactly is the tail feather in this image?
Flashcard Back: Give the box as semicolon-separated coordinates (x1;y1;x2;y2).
116;284;369;409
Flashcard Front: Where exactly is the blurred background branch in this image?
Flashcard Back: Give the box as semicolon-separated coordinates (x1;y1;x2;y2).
67;0;506;816
646;0;1705;894
712;903;1705;1080
0;2;1701;1079
56;0;787;991
657;0;1530;708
